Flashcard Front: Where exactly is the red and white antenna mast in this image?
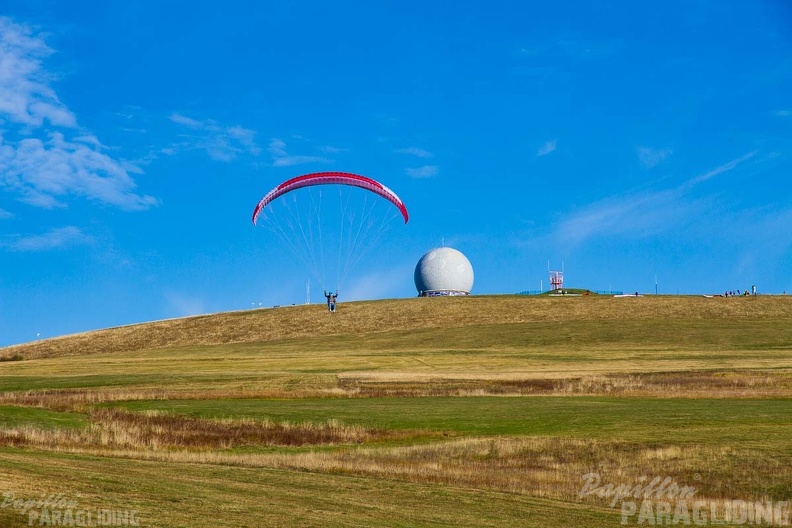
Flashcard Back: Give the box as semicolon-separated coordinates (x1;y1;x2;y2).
548;261;564;291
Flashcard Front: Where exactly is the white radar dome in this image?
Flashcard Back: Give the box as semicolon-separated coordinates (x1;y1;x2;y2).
414;247;474;296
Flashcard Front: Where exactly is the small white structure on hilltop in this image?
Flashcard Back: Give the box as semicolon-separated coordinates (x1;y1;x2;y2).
414;247;474;296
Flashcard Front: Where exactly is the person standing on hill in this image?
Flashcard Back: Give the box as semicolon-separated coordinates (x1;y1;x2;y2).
324;290;338;313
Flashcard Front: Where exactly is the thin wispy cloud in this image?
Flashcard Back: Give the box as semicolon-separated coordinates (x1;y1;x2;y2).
0;208;13;219
513;33;623;82
395;147;434;158
5;226;93;252
775;110;791;117
636;146;672;168
1;132;158;209
553;188;683;246
405;165;439;178
550;151;760;246
169;113;261;161
518;34;623;64
318;145;348;154
536;140;557;157
169;114;202;128
0;17;76;128
683;151;757;188
0;17;156;211
268;138;330;167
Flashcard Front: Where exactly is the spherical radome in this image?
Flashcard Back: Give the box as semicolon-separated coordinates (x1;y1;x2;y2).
414;247;474;296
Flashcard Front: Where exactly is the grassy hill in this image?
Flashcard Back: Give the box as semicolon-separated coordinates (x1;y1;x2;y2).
6;294;792;357
1;295;791;527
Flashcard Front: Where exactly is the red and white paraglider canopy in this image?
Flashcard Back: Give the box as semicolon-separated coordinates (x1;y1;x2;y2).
252;172;409;225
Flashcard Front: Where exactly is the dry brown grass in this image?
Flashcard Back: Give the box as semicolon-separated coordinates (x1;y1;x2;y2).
256;437;789;504
4;434;785;507
5;295;792;360
338;370;792;398
0;408;416;450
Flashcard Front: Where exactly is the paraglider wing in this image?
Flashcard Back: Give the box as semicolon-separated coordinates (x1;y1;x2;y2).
252;172;409;225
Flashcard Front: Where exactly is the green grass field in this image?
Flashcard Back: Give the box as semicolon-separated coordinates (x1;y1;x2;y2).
116;396;792;450
1;295;791;527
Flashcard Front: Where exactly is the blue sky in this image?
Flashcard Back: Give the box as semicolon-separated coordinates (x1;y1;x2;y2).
1;1;791;346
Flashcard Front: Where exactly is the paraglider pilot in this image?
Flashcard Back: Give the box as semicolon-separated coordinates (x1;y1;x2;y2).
324;290;339;313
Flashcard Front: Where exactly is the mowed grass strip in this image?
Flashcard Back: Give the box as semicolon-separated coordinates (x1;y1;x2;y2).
0;449;622;528
0;374;188;392
2;370;791;412
115;396;792;453
5;347;792;392
4;436;785;508
1;434;787;521
0;405;85;429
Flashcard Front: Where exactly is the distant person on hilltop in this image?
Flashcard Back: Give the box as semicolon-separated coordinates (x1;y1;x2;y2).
324;290;338;313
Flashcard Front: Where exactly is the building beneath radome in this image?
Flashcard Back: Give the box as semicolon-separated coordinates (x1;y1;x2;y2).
414;247;474;296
